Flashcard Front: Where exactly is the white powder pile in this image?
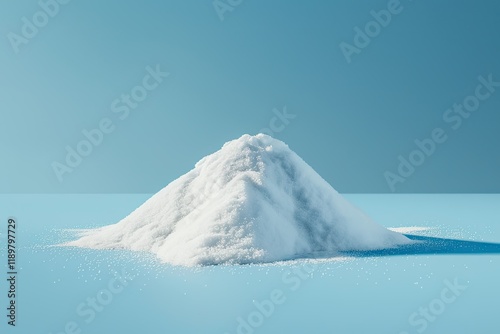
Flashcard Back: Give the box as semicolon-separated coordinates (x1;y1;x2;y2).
65;134;411;266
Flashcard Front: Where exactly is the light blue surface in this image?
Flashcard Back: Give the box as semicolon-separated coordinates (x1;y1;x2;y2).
1;194;499;334
1;0;500;193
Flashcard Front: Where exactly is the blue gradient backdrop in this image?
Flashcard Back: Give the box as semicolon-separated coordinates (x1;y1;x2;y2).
1;0;499;193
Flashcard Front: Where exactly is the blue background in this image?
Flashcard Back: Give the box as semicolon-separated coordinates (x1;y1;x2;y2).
1;0;499;193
